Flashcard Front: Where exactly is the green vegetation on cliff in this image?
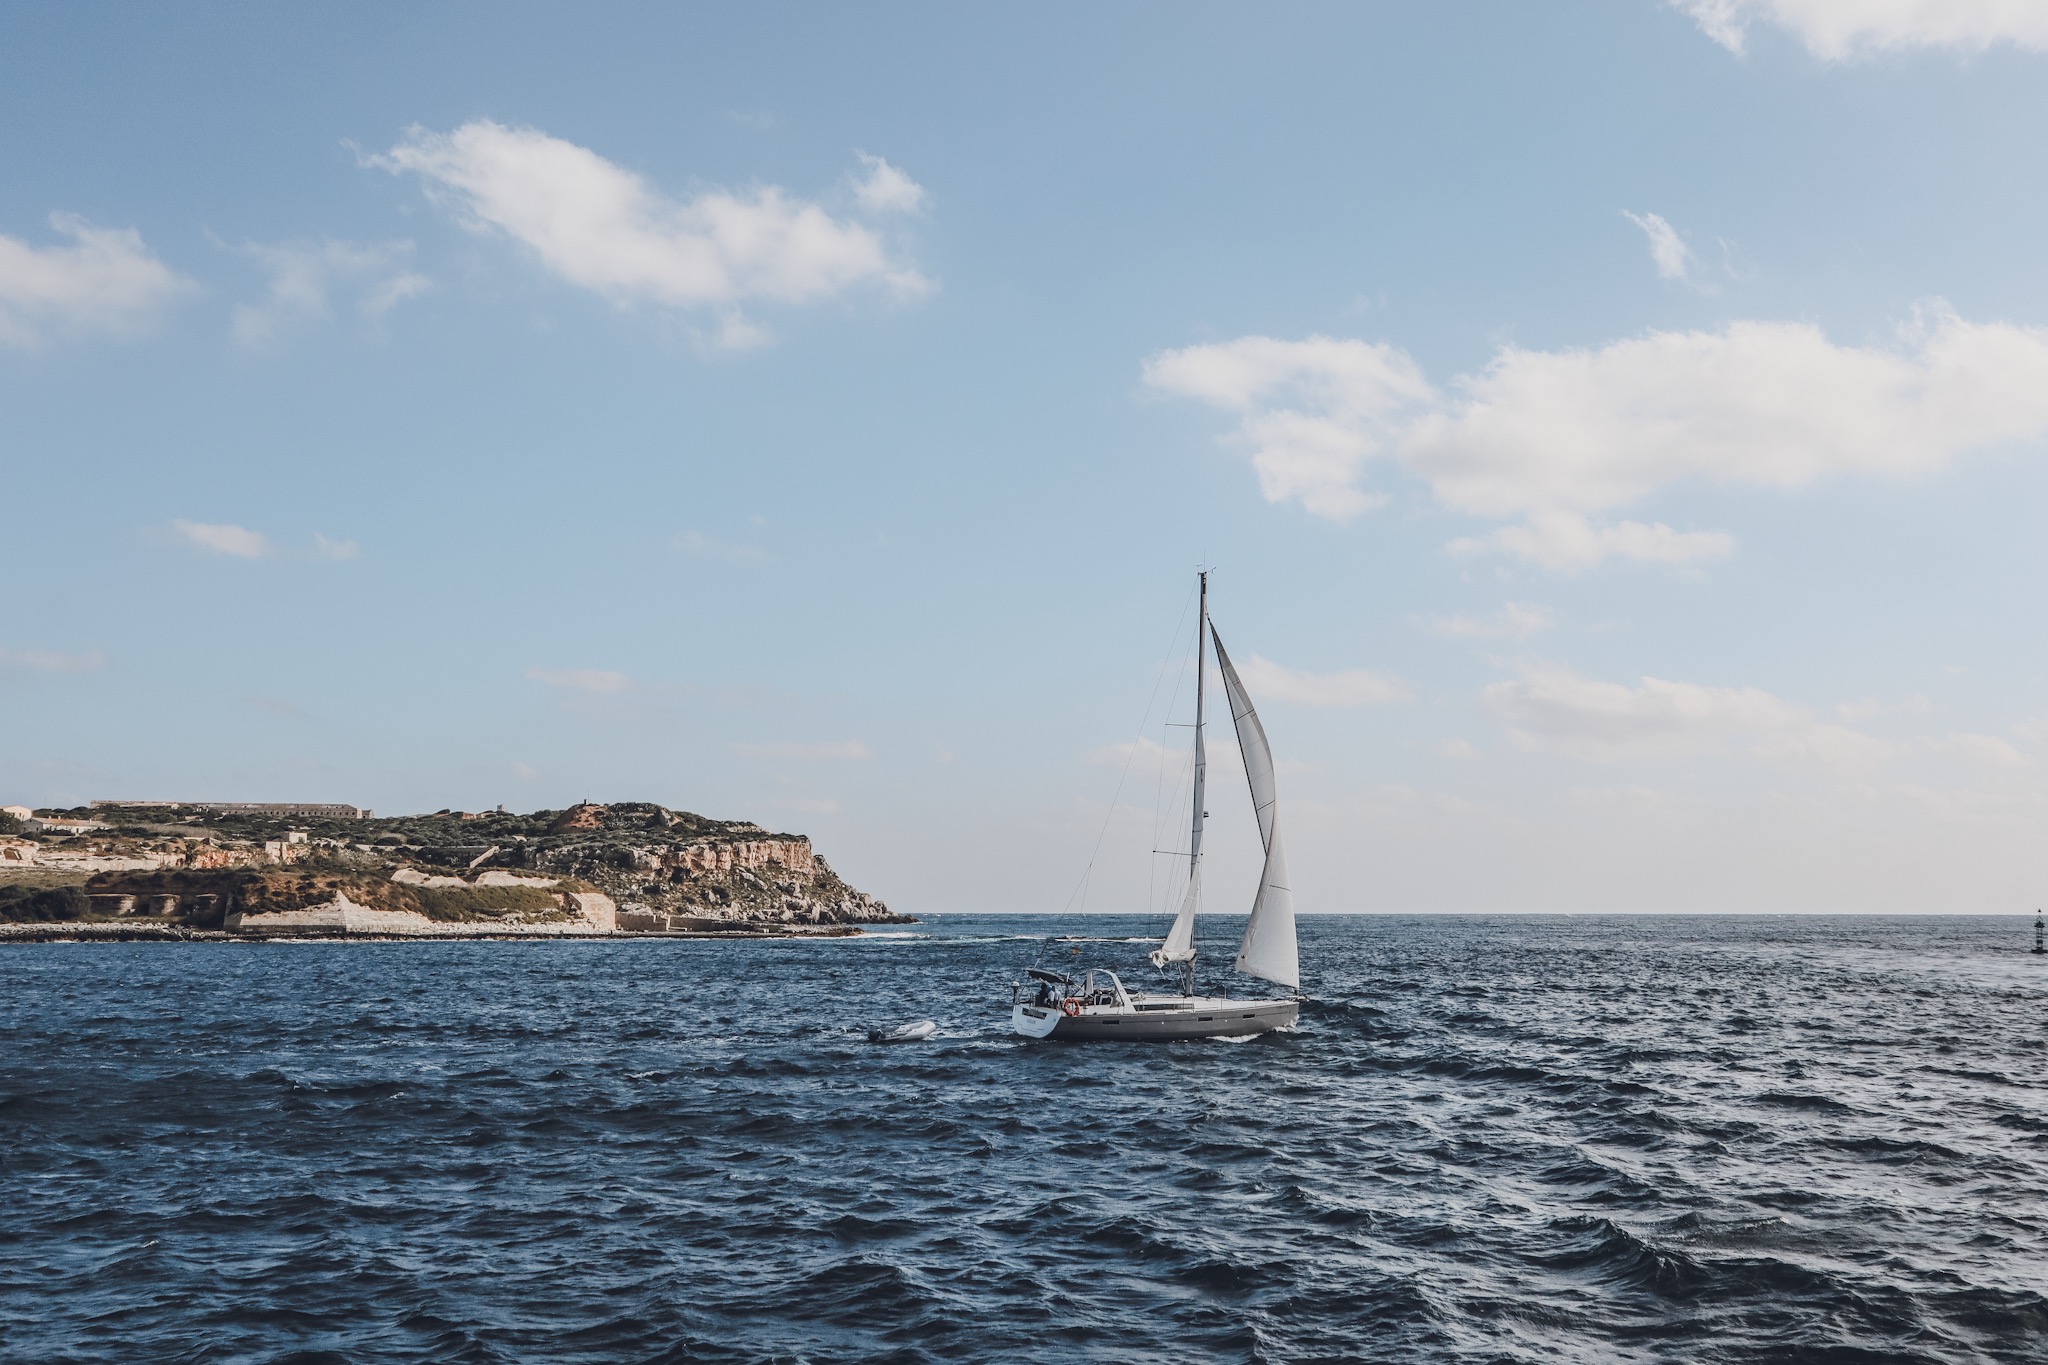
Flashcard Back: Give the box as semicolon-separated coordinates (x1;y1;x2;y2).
0;885;87;921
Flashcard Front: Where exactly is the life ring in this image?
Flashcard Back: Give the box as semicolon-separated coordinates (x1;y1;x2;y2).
1061;999;1082;1018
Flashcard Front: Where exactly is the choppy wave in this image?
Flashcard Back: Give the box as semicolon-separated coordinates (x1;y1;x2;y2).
2;914;2044;1363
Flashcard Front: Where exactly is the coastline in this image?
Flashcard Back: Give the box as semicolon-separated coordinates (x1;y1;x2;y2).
3;801;908;939
0;921;885;944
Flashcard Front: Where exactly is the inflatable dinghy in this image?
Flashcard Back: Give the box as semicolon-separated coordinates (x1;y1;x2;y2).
867;1019;937;1044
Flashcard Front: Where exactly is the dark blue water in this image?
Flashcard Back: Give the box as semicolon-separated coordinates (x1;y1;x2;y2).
2;915;2044;1364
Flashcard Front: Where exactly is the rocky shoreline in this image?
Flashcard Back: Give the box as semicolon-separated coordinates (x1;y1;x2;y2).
0;920;872;943
1;801;912;937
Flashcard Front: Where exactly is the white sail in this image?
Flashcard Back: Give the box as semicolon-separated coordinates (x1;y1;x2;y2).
1212;626;1299;990
1151;585;1208;969
1151;865;1198;966
1236;820;1297;988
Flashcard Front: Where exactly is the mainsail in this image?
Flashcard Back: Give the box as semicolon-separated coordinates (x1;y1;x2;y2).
1151;849;1199;966
1212;627;1300;989
1151;577;1207;968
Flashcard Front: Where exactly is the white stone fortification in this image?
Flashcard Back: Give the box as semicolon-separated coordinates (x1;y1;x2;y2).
228;891;613;936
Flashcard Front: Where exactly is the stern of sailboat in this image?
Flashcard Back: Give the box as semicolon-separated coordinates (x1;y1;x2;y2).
1010;1004;1061;1038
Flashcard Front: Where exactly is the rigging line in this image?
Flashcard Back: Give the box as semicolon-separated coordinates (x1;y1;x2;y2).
1149;716;1195;915
1147;607;1199;919
1060;579;1199;917
1150;611;1203;918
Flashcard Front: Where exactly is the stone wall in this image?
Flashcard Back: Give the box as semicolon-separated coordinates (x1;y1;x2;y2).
229;891;613;937
568;891;617;931
4;843;170;873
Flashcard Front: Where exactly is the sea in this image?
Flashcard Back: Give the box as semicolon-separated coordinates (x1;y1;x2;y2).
1;914;2043;1364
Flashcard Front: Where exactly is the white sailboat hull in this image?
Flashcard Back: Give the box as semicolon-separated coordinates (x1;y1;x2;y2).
1011;995;1296;1041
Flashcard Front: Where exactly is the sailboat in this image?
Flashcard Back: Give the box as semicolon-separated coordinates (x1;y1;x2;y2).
1011;572;1300;1040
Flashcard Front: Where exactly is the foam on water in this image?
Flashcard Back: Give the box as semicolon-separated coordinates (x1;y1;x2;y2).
1;914;2044;1363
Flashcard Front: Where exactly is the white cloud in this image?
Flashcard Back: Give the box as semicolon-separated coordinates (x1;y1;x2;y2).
1440;738;1480;760
1449;512;1737;571
1566;783;1666;806
1409;307;2048;516
712;312;773;350
2014;716;2048;745
1487;662;1801;760
526;667;632;694
1496;675;2037;770
0;213;193;347
1236;653;1411;707
171;524;360;562
0;647;106;673
173;520;271;559
1089;736;1177;769
1674;0;2048;60
853;152;926;214
1852;781;2046;826
232;237;428;345
1426;602;1555;640
674;530;766;561
1148;306;2048;568
1143;335;1434;519
1623;210;1695;282
1836;695;1931;723
1935;732;2028;768
371;120;929;345
1753;723;1900;768
1761;728;2021;771
1483;661;1901;768
733;740;872;760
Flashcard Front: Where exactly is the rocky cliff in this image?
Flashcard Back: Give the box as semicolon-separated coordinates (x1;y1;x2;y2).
515;805;893;926
1;801;906;932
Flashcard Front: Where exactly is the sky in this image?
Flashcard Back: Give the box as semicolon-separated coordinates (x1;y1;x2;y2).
5;1;2048;916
